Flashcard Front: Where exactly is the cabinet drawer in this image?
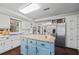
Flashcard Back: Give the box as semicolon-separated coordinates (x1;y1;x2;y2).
37;47;50;55
37;41;50;49
28;46;36;55
28;39;36;46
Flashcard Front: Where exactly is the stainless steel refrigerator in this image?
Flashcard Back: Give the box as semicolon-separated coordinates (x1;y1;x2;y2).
55;23;66;47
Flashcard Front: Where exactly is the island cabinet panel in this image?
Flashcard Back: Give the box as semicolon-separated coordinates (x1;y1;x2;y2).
36;41;54;55
28;46;36;55
37;41;51;49
28;39;36;55
20;39;28;55
20;39;54;55
36;47;50;55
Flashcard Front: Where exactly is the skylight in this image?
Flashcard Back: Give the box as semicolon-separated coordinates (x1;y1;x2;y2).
19;4;40;14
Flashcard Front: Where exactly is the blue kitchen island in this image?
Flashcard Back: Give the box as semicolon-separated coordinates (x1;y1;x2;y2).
20;35;55;55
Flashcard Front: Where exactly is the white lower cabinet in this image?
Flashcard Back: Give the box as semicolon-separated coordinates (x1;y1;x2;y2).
0;36;21;54
12;39;20;48
0;40;5;53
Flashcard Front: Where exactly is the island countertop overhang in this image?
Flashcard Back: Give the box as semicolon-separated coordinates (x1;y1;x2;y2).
20;34;55;43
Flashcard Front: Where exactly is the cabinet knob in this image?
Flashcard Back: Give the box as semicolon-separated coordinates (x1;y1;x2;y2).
23;39;24;41
30;41;32;43
6;37;9;39
50;52;51;55
41;43;45;46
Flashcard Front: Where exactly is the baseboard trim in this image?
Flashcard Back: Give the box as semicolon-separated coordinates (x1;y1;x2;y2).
55;45;78;51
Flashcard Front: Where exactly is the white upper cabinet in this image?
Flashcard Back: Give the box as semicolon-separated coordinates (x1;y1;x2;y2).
0;14;10;28
20;20;32;34
65;15;77;49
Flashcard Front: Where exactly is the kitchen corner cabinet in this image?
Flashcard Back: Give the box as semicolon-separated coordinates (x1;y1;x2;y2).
20;39;54;55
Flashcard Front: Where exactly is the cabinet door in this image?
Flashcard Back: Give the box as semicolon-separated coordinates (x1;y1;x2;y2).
4;39;12;52
0;40;4;54
37;41;50;49
67;38;77;49
21;39;28;55
37;47;50;55
50;43;55;55
28;39;36;55
0;40;6;54
37;41;52;55
12;39;20;48
28;39;36;46
28;46;36;55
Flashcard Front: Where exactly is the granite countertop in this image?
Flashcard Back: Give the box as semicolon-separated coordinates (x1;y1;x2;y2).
0;34;55;43
0;35;10;38
20;34;55;43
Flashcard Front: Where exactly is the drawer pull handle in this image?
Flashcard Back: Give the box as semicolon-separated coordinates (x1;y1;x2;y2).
41;44;45;46
36;47;38;54
23;39;24;41
30;41;32;43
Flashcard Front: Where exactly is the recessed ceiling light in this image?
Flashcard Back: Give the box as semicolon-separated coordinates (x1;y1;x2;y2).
19;4;40;14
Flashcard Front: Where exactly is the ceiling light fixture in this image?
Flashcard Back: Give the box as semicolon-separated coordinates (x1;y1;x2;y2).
19;4;40;14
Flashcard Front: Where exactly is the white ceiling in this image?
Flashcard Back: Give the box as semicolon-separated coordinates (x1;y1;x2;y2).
0;3;79;22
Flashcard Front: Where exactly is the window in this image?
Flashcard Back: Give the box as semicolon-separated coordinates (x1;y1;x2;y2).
10;18;20;32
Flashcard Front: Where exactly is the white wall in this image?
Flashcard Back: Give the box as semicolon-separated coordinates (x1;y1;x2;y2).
0;14;10;28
